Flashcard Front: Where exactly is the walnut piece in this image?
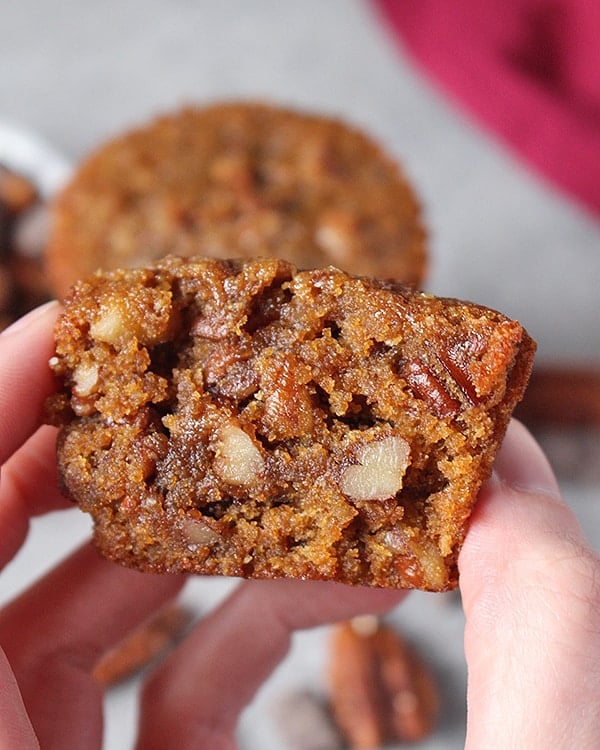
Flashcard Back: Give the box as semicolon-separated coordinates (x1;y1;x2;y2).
340;436;410;501
73;361;99;396
213;423;264;486
181;517;220;547
90;302;130;346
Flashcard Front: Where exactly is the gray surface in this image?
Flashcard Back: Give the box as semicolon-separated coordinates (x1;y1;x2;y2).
1;1;599;748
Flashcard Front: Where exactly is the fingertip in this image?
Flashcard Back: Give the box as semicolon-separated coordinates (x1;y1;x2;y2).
458;420;588;612
458;420;571;599
245;578;407;631
0;299;61;339
458;423;600;748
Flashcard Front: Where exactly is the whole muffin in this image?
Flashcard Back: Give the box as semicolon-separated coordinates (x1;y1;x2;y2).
47;256;535;591
45;102;427;297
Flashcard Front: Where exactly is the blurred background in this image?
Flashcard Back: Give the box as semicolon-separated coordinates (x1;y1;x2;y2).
1;1;599;748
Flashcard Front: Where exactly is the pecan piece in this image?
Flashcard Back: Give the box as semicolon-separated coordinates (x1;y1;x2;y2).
437;338;485;405
328;617;439;748
202;339;259;401
256;351;315;441
214;421;265;486
403;359;461;419
93;604;193;685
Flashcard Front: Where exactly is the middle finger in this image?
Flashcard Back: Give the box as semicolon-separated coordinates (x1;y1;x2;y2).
0;544;185;749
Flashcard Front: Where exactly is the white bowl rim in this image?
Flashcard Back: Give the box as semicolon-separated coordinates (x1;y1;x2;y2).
0;119;71;198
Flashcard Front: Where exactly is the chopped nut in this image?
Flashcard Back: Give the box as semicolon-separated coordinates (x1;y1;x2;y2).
181;516;220;547
410;537;447;590
384;528;447;591
90;302;130;346
257;352;314;441
202;340;258;401
93;604;193;685
214;423;264;485
349;614;380;638
437;339;483;405
73;361;99;396
340;435;410;501
315;211;356;265
90;284;175;348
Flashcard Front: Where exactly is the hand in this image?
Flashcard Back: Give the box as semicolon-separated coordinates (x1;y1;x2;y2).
1;304;599;750
460;419;600;749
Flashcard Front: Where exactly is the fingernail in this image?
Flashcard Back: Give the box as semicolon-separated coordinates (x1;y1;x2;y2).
494;419;561;499
0;300;60;337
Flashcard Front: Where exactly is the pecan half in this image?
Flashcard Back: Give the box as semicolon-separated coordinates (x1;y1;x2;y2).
328;617;439;748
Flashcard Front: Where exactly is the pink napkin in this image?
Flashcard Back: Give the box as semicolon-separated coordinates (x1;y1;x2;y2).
373;0;600;217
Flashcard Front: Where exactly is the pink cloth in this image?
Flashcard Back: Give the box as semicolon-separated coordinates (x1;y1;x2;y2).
373;0;600;216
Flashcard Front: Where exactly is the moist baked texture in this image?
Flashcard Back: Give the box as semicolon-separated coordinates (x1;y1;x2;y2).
45;102;426;298
47;256;535;590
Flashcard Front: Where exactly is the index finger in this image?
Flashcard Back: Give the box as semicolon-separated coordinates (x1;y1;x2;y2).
136;579;406;750
0;301;60;466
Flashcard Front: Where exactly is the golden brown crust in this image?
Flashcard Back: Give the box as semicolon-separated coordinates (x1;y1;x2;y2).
45;102;426;298
47;256;535;590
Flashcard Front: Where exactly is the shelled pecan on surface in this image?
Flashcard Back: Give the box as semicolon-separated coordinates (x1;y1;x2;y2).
328;617;439;749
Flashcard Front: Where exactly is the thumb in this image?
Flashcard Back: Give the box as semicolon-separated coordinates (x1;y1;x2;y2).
459;420;600;750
